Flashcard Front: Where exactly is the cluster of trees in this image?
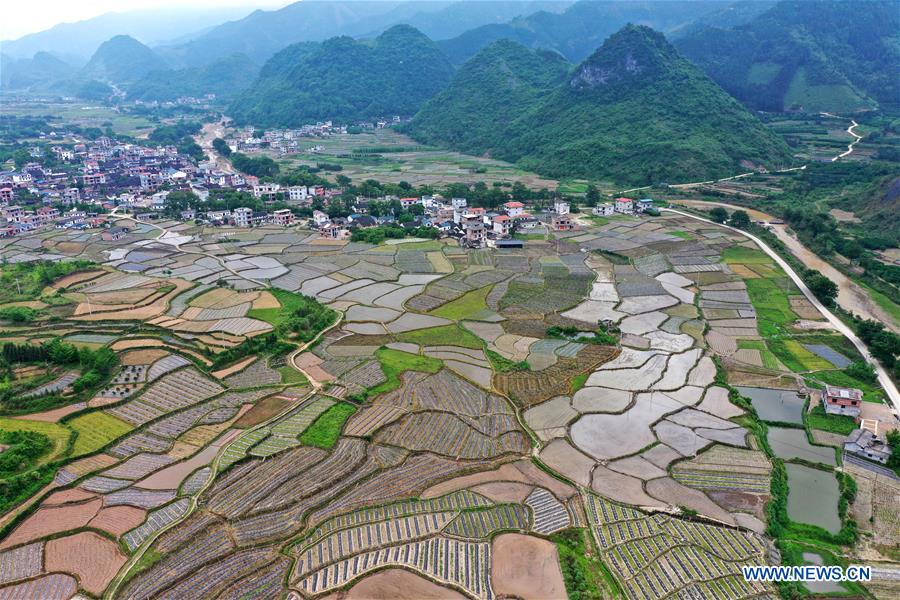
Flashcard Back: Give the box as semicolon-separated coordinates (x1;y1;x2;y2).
708;206;751;229
212;137;232;156
207;333;292;370
0;340;118;409
230;153;279;177
146;120;204;161
350;224;438;244
854;319;900;376
275;293;337;342
0;430;52;478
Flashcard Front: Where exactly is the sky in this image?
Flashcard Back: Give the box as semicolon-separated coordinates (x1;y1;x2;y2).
1;0;287;40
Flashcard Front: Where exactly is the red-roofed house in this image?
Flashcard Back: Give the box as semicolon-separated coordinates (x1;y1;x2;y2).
823;384;863;418
503;201;524;217
492;214;511;236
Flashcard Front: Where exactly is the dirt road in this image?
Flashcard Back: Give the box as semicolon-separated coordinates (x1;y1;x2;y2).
196;122;235;173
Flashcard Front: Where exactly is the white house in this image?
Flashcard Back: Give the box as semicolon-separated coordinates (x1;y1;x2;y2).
503;201;524;218
233;207;253;227
593;203;614;216
615;198;633;214
313;210;331;227
553;200;570;215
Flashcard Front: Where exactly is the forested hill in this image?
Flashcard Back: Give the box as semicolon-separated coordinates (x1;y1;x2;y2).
228;25;454;127
674;0;899;113
80;35;168;86
408;25;794;186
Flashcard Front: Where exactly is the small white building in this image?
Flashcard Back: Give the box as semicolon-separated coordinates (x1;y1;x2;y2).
233;207;253;228
313;210;331;227
503;201;524;218
593;203;614;217
553;200;570;215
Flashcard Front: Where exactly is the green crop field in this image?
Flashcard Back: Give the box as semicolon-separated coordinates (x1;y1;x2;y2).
68;412;134;456
430;286;491;320
0;417;72;463
299;403;357;449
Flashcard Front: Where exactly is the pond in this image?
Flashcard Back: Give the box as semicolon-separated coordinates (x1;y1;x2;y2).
801;552;847;594
735;386;805;424
786;463;841;534
768;427;836;466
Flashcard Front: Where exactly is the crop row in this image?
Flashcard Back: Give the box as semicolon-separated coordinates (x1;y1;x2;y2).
674;575;767;600
307;453;492;528
666;519;763;562
294;512;456;577
123;498;190;551
295;536;493;599
146;355;191;382
218;428;271;470
413;370;509;417
249;439;365;514
672;470;770;493
526;488;571;535
102;452;174;480
215;556;290;600
0;542;43;586
619;545;753;600
81;475;131;493
587;495;652;527
109;432;172;459
152;547;273;599
444;505;529;539
106;368;223;426
304;490;493;548
375;412;528;459
104;488;175;509
0;574;76;600
208;445;327;518
121;528;234;599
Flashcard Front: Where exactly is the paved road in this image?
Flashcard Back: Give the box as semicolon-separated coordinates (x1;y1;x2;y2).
843;453;899;480
663;208;900;413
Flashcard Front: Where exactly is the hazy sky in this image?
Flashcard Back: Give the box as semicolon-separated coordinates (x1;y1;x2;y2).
1;0;287;40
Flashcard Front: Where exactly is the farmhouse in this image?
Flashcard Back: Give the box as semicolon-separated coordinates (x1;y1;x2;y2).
615;198;633;214
503;201;524;217
551;214;574;231
492;214;511;236
272;208;295;226
553;200;570;215
102;226;129;241
843;428;891;464
593;203;614;216
822;384;863;418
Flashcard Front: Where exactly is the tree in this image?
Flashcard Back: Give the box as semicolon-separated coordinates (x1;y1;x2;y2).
729;210;750;229
709;207;728;223
887;430;900;471
585;184;600;207
212;138;232;157
806;273;838;306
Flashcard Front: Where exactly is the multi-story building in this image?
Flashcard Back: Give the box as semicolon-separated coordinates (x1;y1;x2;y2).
553;200;570;215
233;207;253;228
272;208;295;226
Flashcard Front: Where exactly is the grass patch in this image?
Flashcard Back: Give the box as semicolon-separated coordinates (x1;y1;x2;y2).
513;233;546;241
586;216;609;226
571;372;589;393
247;288;335;342
805;370;885;403
486;349;528;373
277;365;308;385
430;286;491;320
363;347;443;399
746;277;799;336
722;246;772;264
299;402;356;449
67;412;133;456
396;324;484;349
669;230;695;240
737;339;781;369
770;339;833;372
392;240;445;251
0;418;71;464
805;404;857;436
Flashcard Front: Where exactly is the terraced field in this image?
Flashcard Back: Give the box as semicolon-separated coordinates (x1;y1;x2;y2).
0;210;889;599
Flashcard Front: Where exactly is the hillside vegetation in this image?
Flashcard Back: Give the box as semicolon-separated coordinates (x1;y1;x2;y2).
675;0;899;112
410;25;794;186
229;25;454;127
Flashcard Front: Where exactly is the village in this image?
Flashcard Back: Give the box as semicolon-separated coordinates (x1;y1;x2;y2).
0;125;661;247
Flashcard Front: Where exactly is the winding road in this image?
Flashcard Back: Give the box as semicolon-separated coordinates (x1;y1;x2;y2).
663;208;899;413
